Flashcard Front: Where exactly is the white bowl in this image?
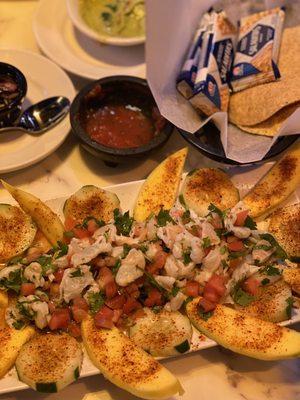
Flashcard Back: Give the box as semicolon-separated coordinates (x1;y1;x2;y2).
66;0;145;46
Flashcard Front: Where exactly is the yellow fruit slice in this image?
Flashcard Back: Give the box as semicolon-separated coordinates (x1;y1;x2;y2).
186;298;300;360
1;180;64;246
133;148;188;222
0;326;35;378
82;316;183;400
243;146;300;218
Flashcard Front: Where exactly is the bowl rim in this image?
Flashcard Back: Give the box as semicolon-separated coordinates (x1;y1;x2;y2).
0;62;27;113
70;75;173;156
66;0;145;47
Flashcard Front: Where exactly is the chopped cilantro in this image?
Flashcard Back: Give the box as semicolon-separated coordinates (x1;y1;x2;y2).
139;244;149;254
37;255;56;276
202;237;211;249
232;287;254;306
221;260;229;268
254;244;273;251
88;292;105;314
156;209;174;227
112;259;121;276
244;216;257;230
152;305;162;314
263;265;281;276
12;320;25;330
220;246;227;255
182;209;191;224
7;256;25;266
198;308;213;321
122;244;131;258
170;286;180;297
259;233;287;259
64;230;74;239
261;278;270;286
178;194;187;209
70;269;84;278
208;203;226;220
113;209;134;236
143;270;166;294
17;302;36;320
82;216;105;229
228;250;247;260
0;268;22;293
286;297;294;319
183;296;193;307
182;249;191;265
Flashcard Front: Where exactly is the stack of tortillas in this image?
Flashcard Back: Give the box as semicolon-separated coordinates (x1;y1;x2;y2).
229;25;300;136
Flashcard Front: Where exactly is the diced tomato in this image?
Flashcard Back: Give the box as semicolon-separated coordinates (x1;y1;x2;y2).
144;288;163;307
94;306;114;329
112;309;123;323
234;210;249;227
226;235;238;243
204;247;212;257
72;296;89;311
71;306;88;323
99;267;114;286
134;276;145;286
243;277;260;296
86;218;99;234
73;227;90;239
147;250;168;274
105;281;118;299
123;297;142;314
206;274;226;297
227;240;245;252
131;308;146;321
106;294;126;310
20;283;35;296
53;269;65;283
64;216;77;231
125;283;139;295
188;225;202;237
185;281;199;297
229;258;241;270
198;298;216;312
68;321;82;338
203;286;219;303
48;308;71;330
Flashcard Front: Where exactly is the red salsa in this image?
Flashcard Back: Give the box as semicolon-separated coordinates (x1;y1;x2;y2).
84;104;155;149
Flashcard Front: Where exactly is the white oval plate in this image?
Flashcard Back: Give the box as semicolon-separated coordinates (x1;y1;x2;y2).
0;49;75;173
33;0;146;80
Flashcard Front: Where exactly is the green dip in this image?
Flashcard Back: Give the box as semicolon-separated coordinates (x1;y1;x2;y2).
79;0;145;38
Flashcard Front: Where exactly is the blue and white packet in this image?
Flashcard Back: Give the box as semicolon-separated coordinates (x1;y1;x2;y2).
189;10;236;117
176;12;212;99
230;7;285;92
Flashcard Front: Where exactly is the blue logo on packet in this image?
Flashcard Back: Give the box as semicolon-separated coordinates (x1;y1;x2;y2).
213;39;234;84
204;74;221;109
237;24;274;56
230;62;260;80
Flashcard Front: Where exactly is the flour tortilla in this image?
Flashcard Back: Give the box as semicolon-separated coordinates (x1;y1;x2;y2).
237;102;300;136
229;26;300;126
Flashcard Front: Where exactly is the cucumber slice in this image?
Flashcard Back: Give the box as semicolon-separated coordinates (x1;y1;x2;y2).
0;204;37;263
129;308;192;357
181;168;239;217
63;185;120;224
15;333;83;392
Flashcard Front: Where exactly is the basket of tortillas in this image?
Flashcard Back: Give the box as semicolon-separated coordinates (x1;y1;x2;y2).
146;0;300;163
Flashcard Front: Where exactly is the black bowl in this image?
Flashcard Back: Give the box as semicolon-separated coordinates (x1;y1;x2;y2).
70;76;174;166
0;62;27;127
178;121;299;165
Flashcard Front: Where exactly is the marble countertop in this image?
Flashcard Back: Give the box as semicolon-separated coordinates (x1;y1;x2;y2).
0;2;299;400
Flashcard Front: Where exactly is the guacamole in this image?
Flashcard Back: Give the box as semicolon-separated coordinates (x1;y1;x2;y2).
79;0;145;38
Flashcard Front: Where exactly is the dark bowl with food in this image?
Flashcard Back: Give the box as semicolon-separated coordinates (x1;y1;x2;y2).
0;62;27;127
70;76;173;165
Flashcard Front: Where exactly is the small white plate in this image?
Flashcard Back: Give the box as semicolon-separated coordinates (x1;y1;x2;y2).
0;49;75;173
66;0;145;46
33;0;146;80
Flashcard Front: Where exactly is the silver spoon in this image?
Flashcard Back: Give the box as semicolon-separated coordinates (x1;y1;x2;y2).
0;96;70;134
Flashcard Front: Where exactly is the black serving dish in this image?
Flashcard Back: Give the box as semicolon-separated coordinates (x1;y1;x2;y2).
178;121;299;165
70;76;174;166
0;62;27;127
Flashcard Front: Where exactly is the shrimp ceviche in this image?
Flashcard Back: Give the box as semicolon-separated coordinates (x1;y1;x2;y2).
1;198;294;337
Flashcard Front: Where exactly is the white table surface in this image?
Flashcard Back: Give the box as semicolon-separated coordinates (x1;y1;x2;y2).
0;2;299;400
